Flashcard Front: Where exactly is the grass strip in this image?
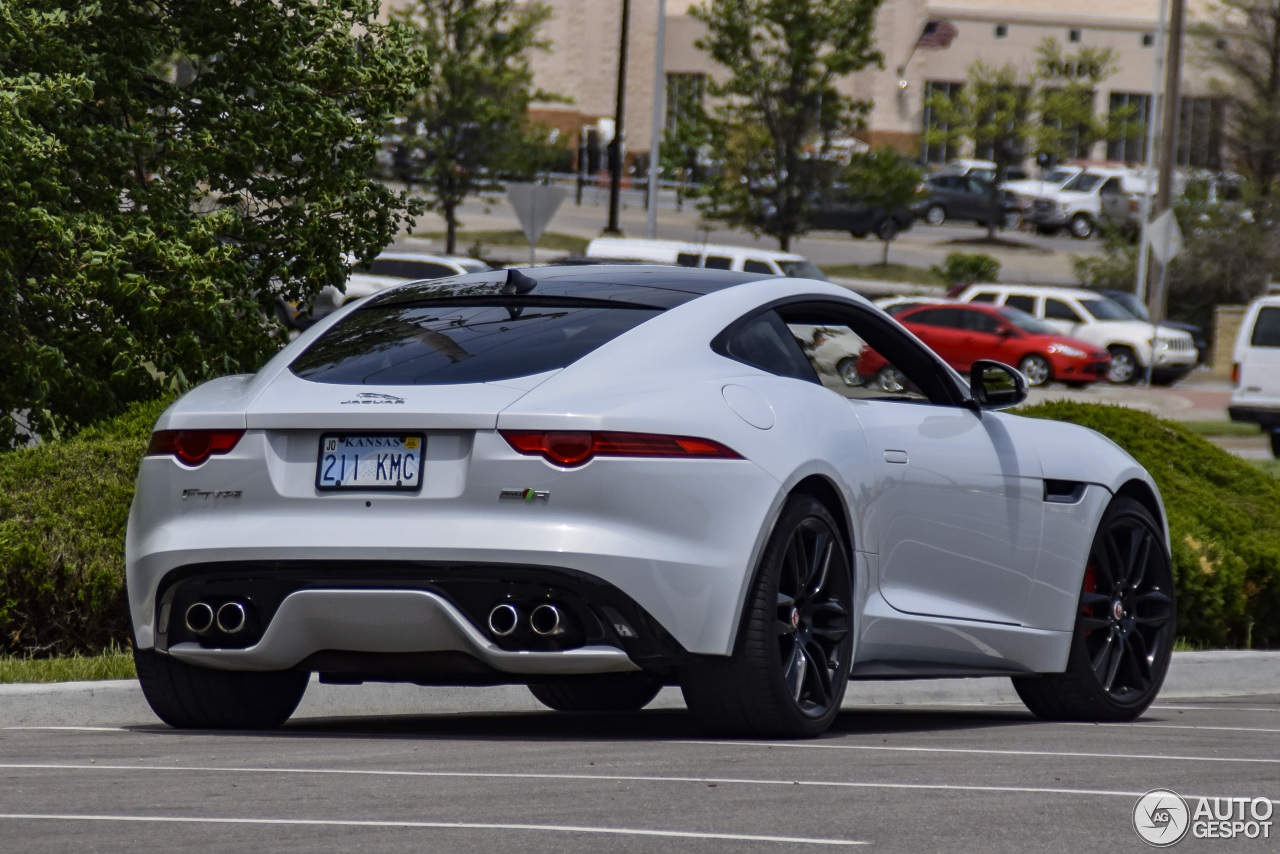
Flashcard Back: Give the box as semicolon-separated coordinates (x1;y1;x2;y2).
1179;419;1266;438
0;646;135;683
410;230;589;255
819;262;944;286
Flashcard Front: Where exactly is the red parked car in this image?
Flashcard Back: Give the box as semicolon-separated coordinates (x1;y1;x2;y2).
858;302;1110;389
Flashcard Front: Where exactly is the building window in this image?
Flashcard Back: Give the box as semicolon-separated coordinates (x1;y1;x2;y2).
665;73;706;134
1142;33;1154;47
1178;96;1224;169
921;81;962;164
995;24;1007;38
1069;29;1081;43
1107;92;1150;163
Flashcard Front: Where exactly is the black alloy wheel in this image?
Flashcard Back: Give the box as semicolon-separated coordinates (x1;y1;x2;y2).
1014;496;1175;721
680;495;853;737
876;218;900;241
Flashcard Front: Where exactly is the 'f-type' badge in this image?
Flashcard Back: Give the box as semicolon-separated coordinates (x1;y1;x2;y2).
500;488;550;503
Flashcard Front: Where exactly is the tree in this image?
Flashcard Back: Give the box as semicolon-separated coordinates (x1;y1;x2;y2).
923;62;1035;239
844;147;923;264
0;0;428;451
690;0;884;251
924;40;1130;239
1191;0;1280;193
660;80;711;208
392;0;563;254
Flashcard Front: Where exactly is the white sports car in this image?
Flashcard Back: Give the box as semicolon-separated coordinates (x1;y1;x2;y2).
126;265;1176;736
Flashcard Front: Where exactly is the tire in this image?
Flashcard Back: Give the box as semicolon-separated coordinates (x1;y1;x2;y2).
1036;225;1059;236
836;357;862;387
1107;345;1138;384
1069;213;1094;239
1271;430;1280;459
1013;496;1175;721
924;205;946;226
875;366;906;393
1003;210;1022;230
529;673;663;712
679;495;853;738
876;218;899;241
1017;354;1052;388
134;648;309;729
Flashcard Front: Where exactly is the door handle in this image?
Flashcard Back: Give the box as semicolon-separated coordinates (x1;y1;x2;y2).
884;450;909;464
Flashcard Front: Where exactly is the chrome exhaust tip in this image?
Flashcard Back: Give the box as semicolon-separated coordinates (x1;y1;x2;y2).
185;602;214;634
487;603;519;638
216;601;247;634
530;603;563;636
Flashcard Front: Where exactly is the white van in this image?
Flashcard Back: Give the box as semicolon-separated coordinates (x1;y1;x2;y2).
584;237;827;280
1029;168;1145;239
1228;295;1280;457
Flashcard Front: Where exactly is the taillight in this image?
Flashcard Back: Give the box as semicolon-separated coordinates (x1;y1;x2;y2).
146;429;245;466
500;430;742;468
1232;363;1241;386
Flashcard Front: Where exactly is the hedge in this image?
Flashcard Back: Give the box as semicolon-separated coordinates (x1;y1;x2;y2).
1;397;1276;656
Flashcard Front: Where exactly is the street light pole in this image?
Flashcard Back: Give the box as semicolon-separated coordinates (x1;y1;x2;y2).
646;0;666;239
605;0;631;235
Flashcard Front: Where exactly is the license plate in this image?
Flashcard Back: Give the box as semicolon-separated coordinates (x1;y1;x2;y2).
316;434;423;491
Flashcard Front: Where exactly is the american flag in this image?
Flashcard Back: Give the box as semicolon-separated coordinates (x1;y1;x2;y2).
915;20;958;50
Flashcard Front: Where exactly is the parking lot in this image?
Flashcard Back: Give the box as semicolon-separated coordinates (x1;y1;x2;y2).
3;685;1277;853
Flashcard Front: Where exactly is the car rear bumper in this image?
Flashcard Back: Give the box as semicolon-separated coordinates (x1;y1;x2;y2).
1229;405;1280;428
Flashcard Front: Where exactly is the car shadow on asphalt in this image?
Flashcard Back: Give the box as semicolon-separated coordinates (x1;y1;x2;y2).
123;705;1042;742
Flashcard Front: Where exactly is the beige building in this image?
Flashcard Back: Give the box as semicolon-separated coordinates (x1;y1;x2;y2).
510;0;1227;171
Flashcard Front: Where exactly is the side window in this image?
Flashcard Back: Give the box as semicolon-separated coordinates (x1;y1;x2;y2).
968;291;998;303
1100;178;1122;196
963;310;1001;334
721;311;817;382
1251;307;1280;347
1044;298;1084;323
675;252;700;267
906;308;964;328
1004;294;1036;314
703;255;734;270
743;259;773;274
774;303;962;405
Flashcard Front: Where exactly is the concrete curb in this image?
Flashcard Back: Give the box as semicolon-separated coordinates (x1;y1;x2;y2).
1;651;1274;728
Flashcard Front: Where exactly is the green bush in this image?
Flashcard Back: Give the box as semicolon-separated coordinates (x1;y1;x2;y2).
1020;401;1280;648
931;252;1001;286
0;396;171;657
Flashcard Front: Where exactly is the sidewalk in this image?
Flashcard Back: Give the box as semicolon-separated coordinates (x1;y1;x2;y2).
2;651;1275;728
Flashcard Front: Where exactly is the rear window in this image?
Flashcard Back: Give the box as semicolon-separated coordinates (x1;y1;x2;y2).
290;301;661;385
1252;307;1280;347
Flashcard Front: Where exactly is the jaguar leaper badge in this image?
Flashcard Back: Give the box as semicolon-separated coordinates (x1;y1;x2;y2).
500;488;550;503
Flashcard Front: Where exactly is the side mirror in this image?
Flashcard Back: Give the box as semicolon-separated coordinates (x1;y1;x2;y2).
969;359;1027;410
996;326;1015;337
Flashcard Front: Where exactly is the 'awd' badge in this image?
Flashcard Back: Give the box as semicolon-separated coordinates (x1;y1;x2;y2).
500;488;549;503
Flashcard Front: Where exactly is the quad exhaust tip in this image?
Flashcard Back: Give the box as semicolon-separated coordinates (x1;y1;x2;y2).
530;603;563;636
488;603;519;637
184;602;215;634
216;601;247;634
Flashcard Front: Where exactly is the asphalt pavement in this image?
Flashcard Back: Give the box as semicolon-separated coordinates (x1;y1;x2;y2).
2;676;1277;852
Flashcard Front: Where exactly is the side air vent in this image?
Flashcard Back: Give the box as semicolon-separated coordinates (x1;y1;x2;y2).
1044;479;1086;504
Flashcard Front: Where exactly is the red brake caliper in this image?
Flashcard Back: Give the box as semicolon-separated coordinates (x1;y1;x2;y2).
1081;562;1098;636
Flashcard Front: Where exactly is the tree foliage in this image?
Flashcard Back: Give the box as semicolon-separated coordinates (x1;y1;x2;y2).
689;0;884;251
0;0;428;451
1191;0;1280;193
843;147;923;264
924;39;1128;238
392;0;563;254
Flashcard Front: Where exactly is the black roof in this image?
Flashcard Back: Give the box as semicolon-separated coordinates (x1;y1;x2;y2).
363;264;767;311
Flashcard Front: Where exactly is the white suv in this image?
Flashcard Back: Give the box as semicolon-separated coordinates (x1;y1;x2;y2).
953;284;1197;384
1228;295;1280;457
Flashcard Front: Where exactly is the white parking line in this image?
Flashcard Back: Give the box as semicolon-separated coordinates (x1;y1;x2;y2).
1095;722;1280;734
672;740;1280;764
2;763;1276;805
1153;705;1280;713
2;726;127;732
0;813;865;845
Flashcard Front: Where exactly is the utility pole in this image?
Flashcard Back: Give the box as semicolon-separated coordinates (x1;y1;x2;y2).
646;0;666;239
1148;0;1186;325
605;0;631;235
